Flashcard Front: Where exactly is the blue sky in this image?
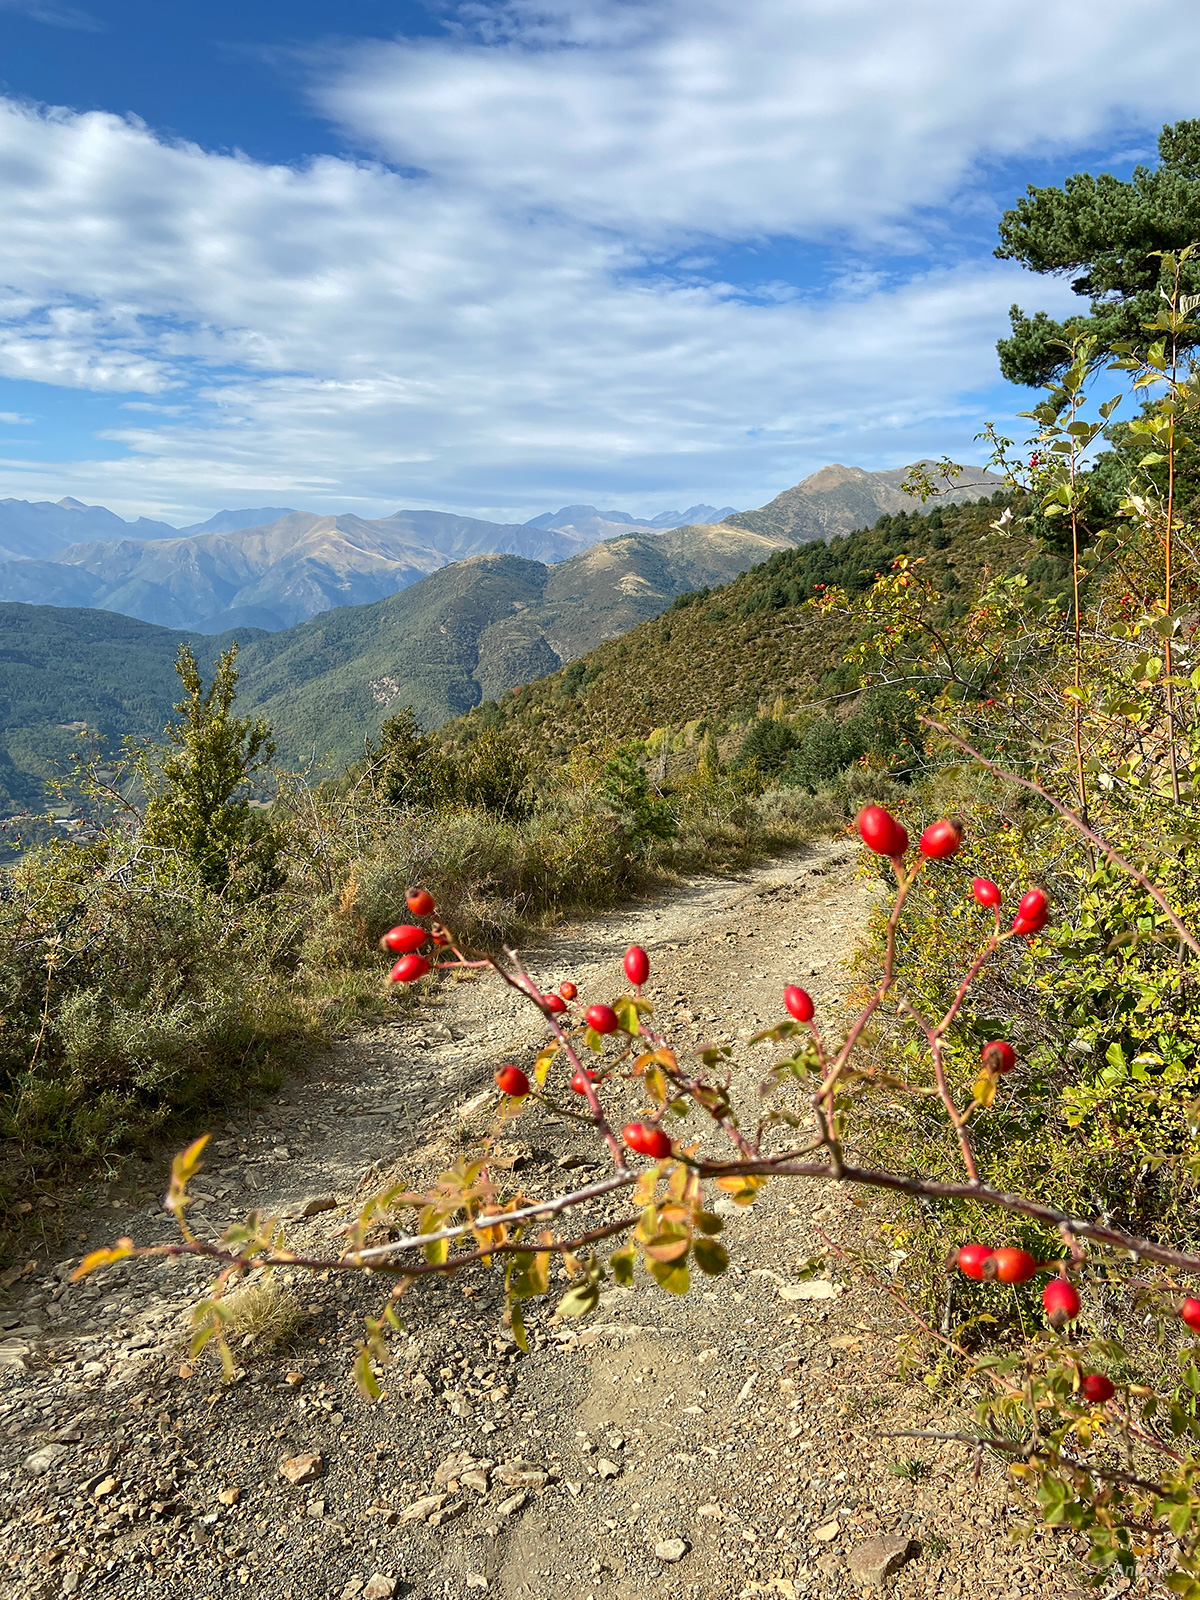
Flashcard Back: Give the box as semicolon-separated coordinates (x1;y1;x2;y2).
0;0;1193;524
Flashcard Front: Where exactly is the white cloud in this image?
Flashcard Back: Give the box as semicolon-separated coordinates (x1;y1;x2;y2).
0;411;33;424
0;0;1181;518
321;0;1200;242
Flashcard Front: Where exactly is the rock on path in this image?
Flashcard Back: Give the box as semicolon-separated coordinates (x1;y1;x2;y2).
0;841;1090;1599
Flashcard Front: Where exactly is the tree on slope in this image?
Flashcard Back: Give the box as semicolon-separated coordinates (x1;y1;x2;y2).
996;119;1200;385
139;643;281;898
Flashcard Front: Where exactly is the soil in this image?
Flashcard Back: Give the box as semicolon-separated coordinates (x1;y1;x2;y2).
0;840;1104;1599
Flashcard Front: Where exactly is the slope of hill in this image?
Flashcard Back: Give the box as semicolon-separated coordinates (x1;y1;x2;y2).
441;493;1041;761
235;520;793;767
727;463;1004;543
0;604;266;813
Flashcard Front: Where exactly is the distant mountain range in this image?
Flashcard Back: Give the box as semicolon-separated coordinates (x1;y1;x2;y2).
0;467;997;634
0;462;1005;808
0;499;740;631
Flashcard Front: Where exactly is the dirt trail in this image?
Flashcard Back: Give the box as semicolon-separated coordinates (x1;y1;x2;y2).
0;842;1086;1600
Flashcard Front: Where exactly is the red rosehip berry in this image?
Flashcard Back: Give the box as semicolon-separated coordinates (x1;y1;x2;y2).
1182;1299;1200;1333
784;985;815;1023
856;804;907;858
570;1068;599;1094
542;993;567;1014
623;1122;672;1159
406;887;435;917
559;981;578;1001
1011;887;1049;934
585;1003;620;1035
990;1247;1039;1284
624;945;650;987
389;952;431;984
1081;1373;1115;1404
972;877;1001;908
955;1244;995;1281
380;924;428;954
981;1040;1017;1074
496;1065;530;1097
919;817;963;859
1043;1276;1081;1327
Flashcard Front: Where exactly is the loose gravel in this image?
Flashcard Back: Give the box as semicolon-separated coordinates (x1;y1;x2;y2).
0;841;1104;1599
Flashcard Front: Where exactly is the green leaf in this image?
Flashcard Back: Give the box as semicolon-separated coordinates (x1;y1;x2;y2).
694;1210;724;1235
507;1249;550;1299
693;1237;729;1276
510;1299;528;1353
609;1243;635;1286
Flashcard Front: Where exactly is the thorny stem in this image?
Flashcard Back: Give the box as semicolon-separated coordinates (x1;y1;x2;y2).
812;856;918;1174
873;1432;1170;1498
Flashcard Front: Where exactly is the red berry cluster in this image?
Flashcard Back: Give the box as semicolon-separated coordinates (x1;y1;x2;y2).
855;806;1050;942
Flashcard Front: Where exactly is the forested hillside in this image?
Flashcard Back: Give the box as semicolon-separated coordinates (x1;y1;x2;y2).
440;491;1046;761
0;604;265;812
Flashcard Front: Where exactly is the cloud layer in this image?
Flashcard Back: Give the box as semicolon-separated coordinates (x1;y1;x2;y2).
0;0;1190;519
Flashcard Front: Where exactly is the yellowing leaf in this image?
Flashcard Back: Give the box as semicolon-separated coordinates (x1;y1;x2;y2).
171;1134;211;1188
354;1346;382;1400
71;1237;135;1281
642;1232;690;1264
649;1257;690;1295
557;1281;600;1319
715;1174;767;1206
973;1072;998;1108
533;1042;560;1087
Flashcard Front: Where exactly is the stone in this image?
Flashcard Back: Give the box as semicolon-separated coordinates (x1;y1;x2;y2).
496;1491;527;1517
655;1539;689;1563
812;1520;841;1542
494;1465;547;1488
779;1280;840;1301
218;1485;240;1506
845;1534;914;1587
466;1576;488;1591
340;1581;364;1600
299;1196;338;1217
279;1453;325;1486
400;1494;447;1523
429;1500;466;1528
23;1443;67;1477
91;1475;119;1499
363;1577;396;1600
461;1469;490;1494
597;1458;620;1479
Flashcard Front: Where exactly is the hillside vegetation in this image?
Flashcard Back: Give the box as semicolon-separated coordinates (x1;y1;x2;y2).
0;604;265;813
441;491;1046;760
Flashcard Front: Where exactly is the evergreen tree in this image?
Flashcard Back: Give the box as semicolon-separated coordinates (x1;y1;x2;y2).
139;644;281;898
996;119;1200;385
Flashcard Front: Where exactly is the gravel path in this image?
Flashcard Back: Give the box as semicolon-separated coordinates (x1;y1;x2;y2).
0;841;1096;1600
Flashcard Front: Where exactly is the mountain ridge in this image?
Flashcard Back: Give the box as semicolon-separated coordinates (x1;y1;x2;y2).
0;465;997;631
